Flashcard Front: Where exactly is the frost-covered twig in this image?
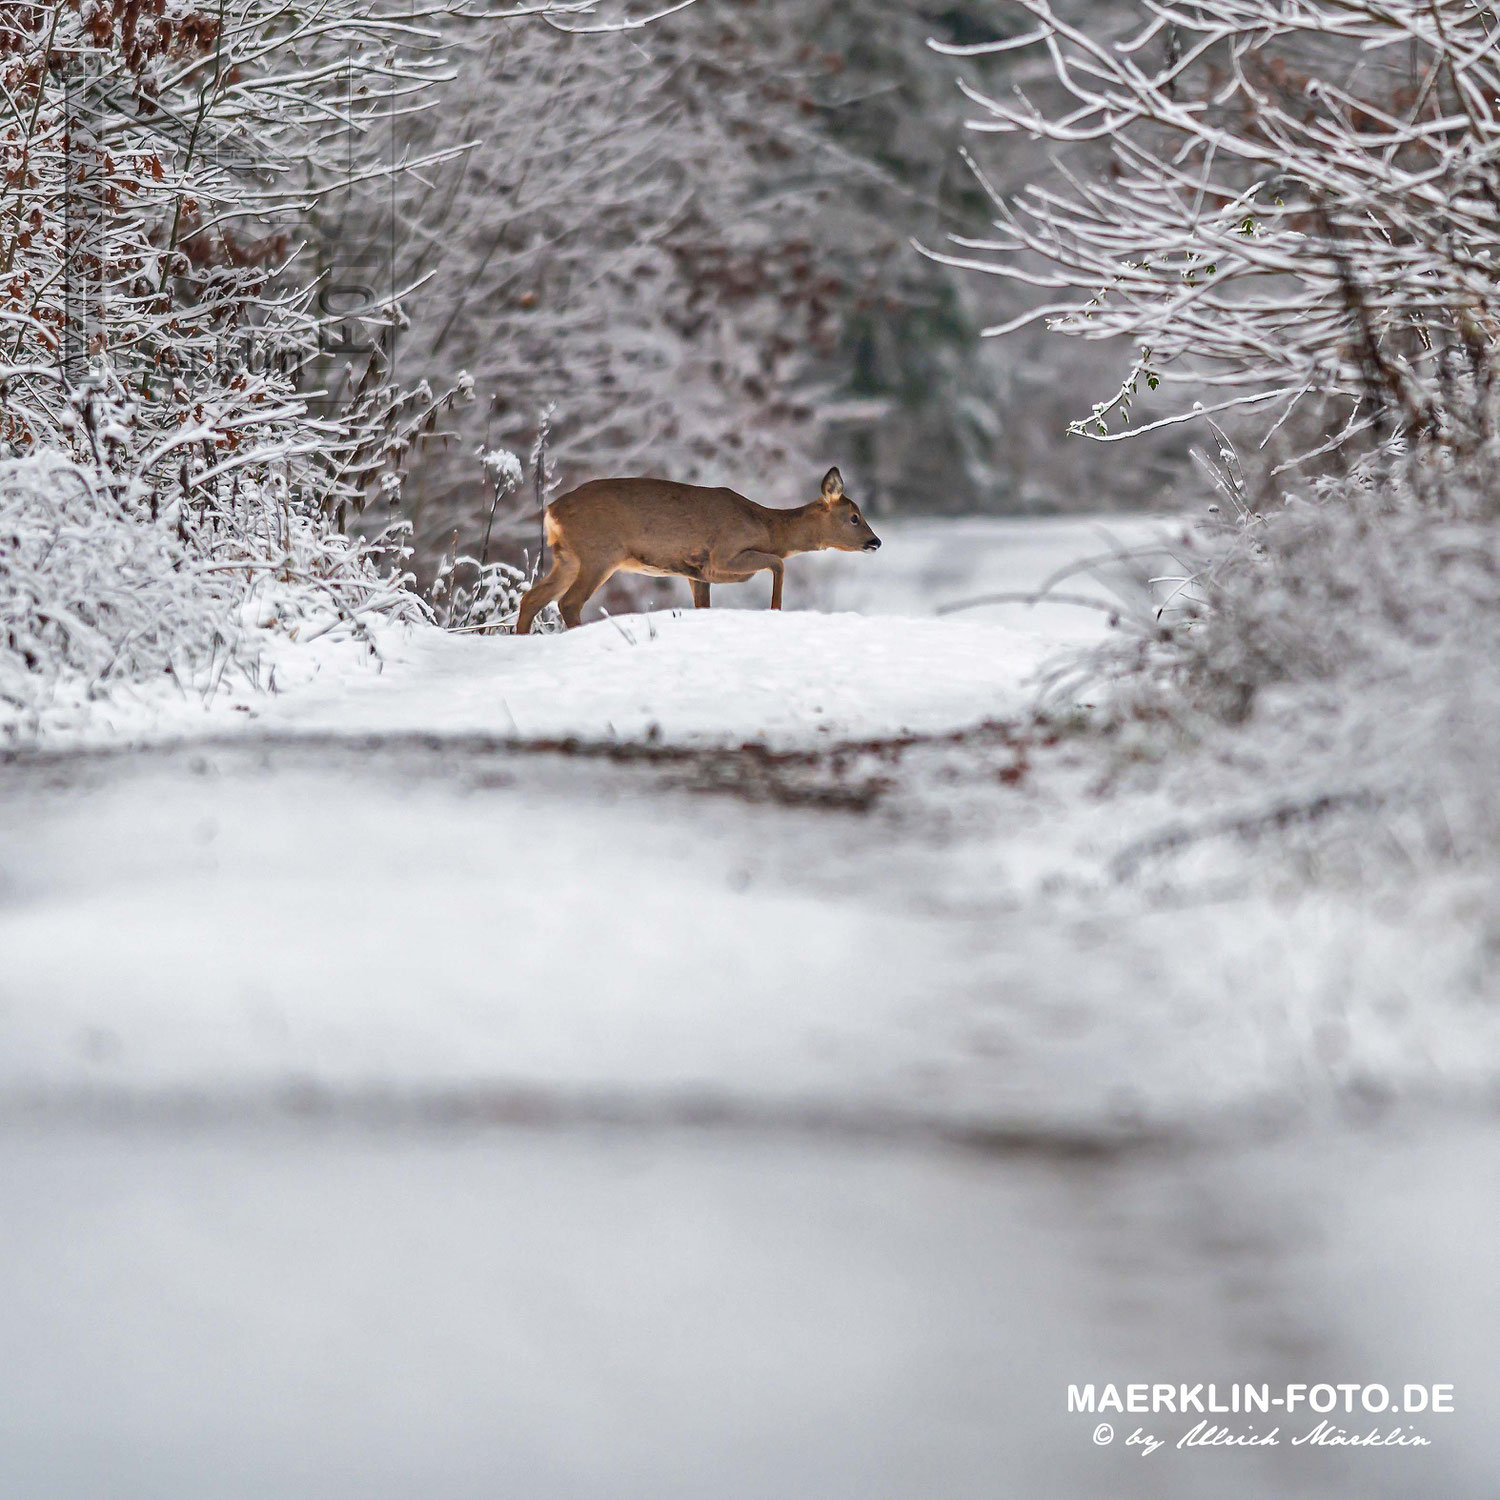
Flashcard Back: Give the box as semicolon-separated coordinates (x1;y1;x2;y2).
932;0;1500;458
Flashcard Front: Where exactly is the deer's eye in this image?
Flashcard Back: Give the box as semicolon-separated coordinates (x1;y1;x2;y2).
849;513;860;525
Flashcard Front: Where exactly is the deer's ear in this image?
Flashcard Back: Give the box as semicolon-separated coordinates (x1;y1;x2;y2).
820;466;844;499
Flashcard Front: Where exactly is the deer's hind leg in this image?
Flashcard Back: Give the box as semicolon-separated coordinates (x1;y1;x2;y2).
557;560;618;629
690;580;711;609
515;548;580;635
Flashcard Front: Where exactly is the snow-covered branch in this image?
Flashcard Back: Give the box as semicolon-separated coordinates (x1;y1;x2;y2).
935;0;1500;450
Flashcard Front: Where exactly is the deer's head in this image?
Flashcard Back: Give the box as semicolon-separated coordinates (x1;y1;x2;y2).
813;467;881;552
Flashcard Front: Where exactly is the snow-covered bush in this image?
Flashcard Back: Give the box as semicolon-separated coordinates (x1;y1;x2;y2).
933;0;1500;458
0;0;483;727
0;0;462;490
423;440;550;634
0;401;428;734
1051;439;1500;897
0;448;242;718
429;552;532;635
924;0;1500;903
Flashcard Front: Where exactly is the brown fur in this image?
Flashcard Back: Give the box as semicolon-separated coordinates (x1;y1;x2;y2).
516;467;880;632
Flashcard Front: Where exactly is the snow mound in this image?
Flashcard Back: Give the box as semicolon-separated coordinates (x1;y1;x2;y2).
255;609;1065;748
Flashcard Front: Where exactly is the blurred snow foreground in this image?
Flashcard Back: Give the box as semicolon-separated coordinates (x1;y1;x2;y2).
2;515;1498;1498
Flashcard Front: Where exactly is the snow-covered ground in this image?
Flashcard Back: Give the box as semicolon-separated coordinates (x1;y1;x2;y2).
246;609;1064;747
3;1120;1494;1500
246;517;1165;747
6;514;1172;750
1;514;1494;1497
4;729;1497;1133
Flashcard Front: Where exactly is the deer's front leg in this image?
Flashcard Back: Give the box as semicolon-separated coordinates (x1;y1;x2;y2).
716;549;785;610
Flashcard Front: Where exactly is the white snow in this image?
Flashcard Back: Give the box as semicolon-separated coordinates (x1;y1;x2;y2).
790;513;1167;628
3;726;1496;1135
248;514;1170;747
4;1124;1495;1500
1;513;1496;1133
250;611;1059;747
2;513;1496;1499
10;514;1171;751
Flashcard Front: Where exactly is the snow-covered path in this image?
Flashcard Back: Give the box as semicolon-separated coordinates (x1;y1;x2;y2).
1;516;1495;1497
5;730;1497;1135
240;514;1156;748
22;513;1162;751
253;609;1057;748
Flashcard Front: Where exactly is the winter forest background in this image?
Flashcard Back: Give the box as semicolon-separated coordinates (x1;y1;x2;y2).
377;0;1195;557
8;0;1500;787
2;0;1201;676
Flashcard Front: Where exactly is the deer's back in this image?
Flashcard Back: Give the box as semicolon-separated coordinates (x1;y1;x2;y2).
548;479;768;570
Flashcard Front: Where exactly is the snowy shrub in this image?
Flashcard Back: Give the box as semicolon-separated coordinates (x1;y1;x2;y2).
1046;438;1500;897
429;552;532;635
934;0;1500;459
0;414;428;734
0;0;462;493
0;0;484;728
927;0;1500;906
0;449;243;718
423;441;555;634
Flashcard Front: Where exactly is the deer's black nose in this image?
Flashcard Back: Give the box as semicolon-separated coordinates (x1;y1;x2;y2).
864;537;881;551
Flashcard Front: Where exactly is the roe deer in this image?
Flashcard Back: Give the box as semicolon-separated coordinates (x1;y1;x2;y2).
515;466;880;633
